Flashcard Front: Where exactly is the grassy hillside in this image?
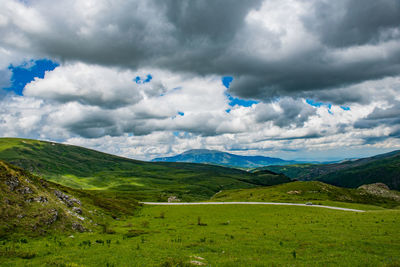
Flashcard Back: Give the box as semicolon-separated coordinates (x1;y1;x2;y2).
0;160;139;239
0;138;290;201
211;181;400;208
262;150;400;190
318;154;400;189
1;204;399;266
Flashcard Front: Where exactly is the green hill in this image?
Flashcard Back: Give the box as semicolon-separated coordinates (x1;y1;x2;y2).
0;138;290;201
212;181;400;208
261;150;400;190
0;160;139;239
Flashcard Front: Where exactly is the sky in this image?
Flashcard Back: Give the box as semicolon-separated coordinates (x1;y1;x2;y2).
0;0;400;161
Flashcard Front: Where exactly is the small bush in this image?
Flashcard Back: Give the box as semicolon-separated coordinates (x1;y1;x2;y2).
124;229;148;238
161;257;191;267
18;251;36;259
141;221;150;228
197;217;207;226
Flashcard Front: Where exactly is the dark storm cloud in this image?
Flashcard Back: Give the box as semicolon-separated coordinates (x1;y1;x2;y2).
255;98;316;127
163;0;262;42
2;0;400;105
304;0;400;47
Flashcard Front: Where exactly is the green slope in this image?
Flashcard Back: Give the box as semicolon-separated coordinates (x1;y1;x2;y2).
212;181;400;208
261;150;400;190
0;160;139;238
318;154;400;189
0;138;290;201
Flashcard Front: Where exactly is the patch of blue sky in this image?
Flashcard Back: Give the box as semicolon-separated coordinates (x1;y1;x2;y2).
222;76;259;107
340;106;351;111
306;99;331;108
171;111;185;119
172;131;191;138
222;76;233;89
5;58;59;95
227;95;259;107
306;99;334;114
307;99;350;113
134;74;152;84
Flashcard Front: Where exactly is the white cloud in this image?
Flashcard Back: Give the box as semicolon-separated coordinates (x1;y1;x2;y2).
0;0;400;160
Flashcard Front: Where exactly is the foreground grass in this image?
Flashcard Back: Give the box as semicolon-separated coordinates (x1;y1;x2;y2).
1;205;399;266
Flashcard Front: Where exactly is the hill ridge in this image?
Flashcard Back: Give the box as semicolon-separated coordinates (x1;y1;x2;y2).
152;149;297;168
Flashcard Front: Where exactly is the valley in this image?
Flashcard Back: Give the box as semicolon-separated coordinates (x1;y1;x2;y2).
1;138;400;266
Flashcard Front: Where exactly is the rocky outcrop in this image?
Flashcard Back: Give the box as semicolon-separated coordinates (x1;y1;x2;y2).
17;186;33;194
72;222;85;232
54;190;81;207
46;209;59;225
72;207;83;215
5;176;19;191
358;183;400;200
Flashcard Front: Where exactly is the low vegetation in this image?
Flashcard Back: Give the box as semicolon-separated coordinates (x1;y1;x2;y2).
1;205;399;266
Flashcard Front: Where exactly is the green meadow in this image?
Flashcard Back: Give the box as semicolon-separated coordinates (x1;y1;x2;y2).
1;204;400;266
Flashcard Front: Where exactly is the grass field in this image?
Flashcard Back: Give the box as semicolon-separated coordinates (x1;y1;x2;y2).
211;181;400;209
1;204;399;266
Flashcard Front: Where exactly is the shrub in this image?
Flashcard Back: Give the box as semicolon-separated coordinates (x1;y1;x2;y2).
124;229;147;238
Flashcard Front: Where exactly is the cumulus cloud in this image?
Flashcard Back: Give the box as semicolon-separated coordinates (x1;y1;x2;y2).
0;0;400;160
24;63;165;108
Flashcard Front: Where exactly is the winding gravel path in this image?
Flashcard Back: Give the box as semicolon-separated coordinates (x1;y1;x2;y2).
141;201;365;212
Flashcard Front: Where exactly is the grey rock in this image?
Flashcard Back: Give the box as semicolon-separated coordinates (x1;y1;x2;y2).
54;190;81;207
34;196;48;203
72;207;83;214
5;176;19;191
70;198;81;206
17;186;33;194
46;209;58;225
72;222;85;232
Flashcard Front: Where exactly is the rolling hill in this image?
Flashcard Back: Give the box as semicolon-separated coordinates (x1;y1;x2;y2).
152;149;297;168
262;150;400;190
0;138;290;201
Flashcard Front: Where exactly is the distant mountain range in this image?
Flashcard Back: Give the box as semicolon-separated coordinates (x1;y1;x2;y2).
151;149;297;168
